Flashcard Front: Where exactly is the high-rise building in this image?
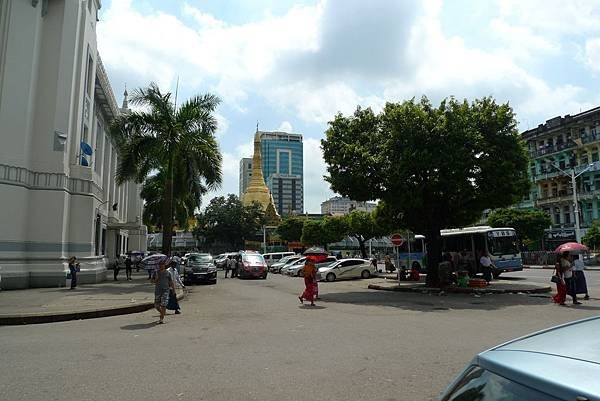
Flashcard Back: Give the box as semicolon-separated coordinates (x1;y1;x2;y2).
259;131;304;216
321;196;377;215
239;157;253;198
0;1;146;289
521;106;600;249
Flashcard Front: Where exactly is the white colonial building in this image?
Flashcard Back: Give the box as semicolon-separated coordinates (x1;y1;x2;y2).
0;0;146;289
321;196;377;216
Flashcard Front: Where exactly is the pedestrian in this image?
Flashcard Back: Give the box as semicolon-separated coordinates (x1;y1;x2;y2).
167;261;185;315
371;257;378;273
125;255;133;281
232;255;240;278
298;258;317;306
172;253;182;274
572;255;590;300
113;256;121;281
553;251;581;306
384;254;395;273
68;256;80;290
152;257;175;324
225;255;233;278
479;251;494;283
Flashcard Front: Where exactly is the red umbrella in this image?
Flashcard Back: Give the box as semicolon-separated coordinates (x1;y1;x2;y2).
554;242;589;254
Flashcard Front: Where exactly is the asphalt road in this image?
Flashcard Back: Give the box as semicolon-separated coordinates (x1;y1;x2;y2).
1;271;600;401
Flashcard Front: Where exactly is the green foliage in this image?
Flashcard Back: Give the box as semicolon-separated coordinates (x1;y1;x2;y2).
322;216;349;245
109;83;222;255
276;217;305;242
582;220;600;249
322;96;530;283
487;208;551;247
300;220;323;246
193;194;265;250
345;210;386;257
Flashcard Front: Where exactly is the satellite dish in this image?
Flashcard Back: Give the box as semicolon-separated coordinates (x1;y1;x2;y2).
80;141;93;156
80;156;89;166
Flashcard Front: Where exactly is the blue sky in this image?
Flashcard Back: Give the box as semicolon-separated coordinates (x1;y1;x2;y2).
97;0;600;212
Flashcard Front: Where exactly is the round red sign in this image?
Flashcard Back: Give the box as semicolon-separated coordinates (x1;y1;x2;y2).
390;234;404;246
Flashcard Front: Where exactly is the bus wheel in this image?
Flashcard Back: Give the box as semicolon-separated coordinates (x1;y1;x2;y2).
492;271;501;279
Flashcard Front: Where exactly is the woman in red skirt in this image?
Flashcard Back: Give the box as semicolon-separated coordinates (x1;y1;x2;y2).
299;259;317;306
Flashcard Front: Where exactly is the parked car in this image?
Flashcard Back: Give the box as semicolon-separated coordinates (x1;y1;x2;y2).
287;256;338;277
317;258;376;282
437;316;600;401
270;255;301;273
183;253;217;284
238;251;268;279
262;251;295;267
214;252;238;270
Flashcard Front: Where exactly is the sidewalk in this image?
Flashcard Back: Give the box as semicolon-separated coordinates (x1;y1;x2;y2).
369;275;551;294
0;272;184;325
525;265;600;270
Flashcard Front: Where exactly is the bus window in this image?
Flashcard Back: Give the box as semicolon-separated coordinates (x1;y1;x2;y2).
473;234;485;256
487;232;519;256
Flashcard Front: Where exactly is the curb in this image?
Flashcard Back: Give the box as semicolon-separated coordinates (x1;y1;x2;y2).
0;292;185;326
368;283;552;295
524;265;600;270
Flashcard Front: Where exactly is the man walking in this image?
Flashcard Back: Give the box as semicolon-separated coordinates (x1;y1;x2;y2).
152;258;175;324
167;261;185;314
125;255;133;281
225;255;233;278
113;256;121;281
68;256;80;290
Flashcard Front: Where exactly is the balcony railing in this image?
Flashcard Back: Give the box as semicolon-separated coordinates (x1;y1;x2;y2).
529;140;576;158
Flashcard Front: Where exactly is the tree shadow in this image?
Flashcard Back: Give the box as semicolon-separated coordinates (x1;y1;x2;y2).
120;322;158;330
318;290;557;312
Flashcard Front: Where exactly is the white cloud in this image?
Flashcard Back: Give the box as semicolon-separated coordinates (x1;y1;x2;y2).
585;38;600;73
214;112;229;138
303;138;334;213
277;121;293;132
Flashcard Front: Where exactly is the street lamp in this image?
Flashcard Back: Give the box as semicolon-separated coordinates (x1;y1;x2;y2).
547;161;595;243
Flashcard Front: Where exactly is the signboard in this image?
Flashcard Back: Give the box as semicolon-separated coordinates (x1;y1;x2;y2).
390;234;404;246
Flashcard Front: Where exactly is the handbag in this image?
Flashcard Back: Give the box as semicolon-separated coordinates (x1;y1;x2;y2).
551;274;561;284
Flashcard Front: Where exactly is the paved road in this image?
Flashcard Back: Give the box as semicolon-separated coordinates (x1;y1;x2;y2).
2;272;600;401
502;268;600;293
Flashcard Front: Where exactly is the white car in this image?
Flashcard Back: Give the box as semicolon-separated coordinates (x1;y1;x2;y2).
286;256;338;276
281;257;305;275
317;258;376;282
270;255;301;273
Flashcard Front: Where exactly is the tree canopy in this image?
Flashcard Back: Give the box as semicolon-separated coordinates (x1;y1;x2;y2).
582;220;600;250
110;83;222;255
276;216;305;243
194;194;265;250
487;208;551;249
345;210;387;258
322;96;530;284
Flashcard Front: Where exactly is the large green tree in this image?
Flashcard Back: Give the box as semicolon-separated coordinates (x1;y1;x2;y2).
300;217;347;248
322;96;530;285
194;194;265;250
487;208;551;249
110;83;222;255
345;210;386;258
582;220;600;249
276;216;305;243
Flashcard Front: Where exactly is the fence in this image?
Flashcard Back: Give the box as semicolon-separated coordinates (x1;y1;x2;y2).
521;251;557;266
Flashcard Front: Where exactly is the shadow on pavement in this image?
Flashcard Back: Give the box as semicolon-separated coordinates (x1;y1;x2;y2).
120;322;158;330
298;305;326;310
318;291;555;312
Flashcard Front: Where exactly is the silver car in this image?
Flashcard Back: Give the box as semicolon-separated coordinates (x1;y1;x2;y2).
438;316;600;400
287;256;338;277
270;255;300;273
317;258;376;282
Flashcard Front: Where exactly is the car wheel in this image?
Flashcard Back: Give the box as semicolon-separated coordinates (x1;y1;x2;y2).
492;271;501;279
361;270;371;279
297;270;304;277
326;273;336;282
261;274;267;280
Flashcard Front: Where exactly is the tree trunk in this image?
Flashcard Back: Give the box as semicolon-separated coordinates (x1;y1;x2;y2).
425;229;442;287
161;158;175;256
356;236;367;259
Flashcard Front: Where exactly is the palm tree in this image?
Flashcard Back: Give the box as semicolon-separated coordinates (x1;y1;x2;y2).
110;83;222;255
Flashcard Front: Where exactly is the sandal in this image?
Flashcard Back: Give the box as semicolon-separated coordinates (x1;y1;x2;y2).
298;297;303;304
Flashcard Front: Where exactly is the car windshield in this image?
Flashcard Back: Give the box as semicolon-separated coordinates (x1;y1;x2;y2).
441;366;561;401
279;256;294;263
188;254;212;262
486;231;519;256
243;254;264;264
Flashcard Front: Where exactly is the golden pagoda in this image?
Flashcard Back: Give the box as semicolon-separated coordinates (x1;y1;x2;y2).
243;131;281;224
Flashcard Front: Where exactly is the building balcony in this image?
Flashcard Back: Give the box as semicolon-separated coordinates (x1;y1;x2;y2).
535;193;574;206
530;140;576;158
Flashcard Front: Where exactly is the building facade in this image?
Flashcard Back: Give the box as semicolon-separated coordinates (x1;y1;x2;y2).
321;196;377;216
238;157;252;198
259;131;303;216
0;0;146;289
522;106;600;249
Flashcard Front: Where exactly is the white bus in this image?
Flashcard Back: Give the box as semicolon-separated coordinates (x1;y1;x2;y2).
440;226;522;278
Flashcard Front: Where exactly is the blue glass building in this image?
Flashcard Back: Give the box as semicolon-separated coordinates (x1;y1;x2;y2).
259;131;304;215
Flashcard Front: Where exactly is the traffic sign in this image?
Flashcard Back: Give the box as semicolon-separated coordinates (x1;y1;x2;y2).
390;234;404;246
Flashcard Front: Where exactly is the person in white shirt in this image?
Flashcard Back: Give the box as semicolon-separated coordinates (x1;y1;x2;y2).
167;262;185;314
225;256;234;278
479;251;494;283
